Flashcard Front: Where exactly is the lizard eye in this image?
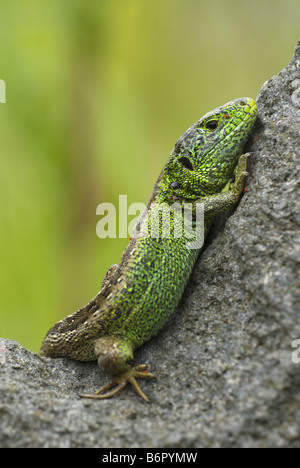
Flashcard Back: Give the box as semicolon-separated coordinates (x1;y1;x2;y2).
205;119;219;131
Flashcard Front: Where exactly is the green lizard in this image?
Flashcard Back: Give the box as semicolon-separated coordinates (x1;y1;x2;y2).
40;97;257;402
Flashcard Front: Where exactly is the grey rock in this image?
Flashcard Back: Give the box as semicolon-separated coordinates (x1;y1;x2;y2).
1;40;300;448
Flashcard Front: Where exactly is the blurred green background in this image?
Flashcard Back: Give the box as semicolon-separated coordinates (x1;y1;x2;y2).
0;0;299;353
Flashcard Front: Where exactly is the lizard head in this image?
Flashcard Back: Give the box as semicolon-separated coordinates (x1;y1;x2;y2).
160;97;257;201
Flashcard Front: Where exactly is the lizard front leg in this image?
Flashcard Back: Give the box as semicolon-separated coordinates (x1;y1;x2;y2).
201;153;251;216
79;336;155;402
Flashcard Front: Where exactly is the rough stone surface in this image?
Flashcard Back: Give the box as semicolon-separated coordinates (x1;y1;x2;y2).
1;41;300;448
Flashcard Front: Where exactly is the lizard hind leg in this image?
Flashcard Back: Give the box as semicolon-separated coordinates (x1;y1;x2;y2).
79;336;155;403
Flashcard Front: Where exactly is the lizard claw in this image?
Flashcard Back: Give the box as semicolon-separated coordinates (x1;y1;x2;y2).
79;365;156;403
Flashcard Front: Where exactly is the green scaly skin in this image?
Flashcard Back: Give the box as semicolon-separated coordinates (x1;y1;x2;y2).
40;97;257;402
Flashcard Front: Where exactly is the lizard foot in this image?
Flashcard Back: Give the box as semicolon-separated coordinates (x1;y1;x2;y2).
79;365;156;403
